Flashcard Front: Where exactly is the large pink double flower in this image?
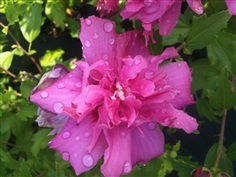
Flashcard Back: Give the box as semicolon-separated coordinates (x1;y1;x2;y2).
30;16;198;176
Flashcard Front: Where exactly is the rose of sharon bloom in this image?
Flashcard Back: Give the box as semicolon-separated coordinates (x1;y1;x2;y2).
120;0;203;38
30;16;198;177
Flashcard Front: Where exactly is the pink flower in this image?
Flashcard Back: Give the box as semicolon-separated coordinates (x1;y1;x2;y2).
30;16;198;176
225;0;236;15
97;0;119;17
120;0;203;38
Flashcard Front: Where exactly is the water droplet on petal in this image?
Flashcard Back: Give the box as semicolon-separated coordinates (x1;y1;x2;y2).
82;154;94;167
57;83;65;89
62;131;71;139
145;71;154;79
161;109;167;114
85;40;91;47
176;121;180;125
148;122;156;130
62;152;70;161
84;132;90;137
102;53;108;60
103;22;113;33
177;63;182;68
40;91;48;98
53;102;63;113
92;33;99;39
166;19;170;23
109;38;115;45
74;153;78;157
85;18;92;26
68;74;73;78
123;161;132;174
134;59;141;65
120;132;125;138
74;82;82;88
75;136;80;141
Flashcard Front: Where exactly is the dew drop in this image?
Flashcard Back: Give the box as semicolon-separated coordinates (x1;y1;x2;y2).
103;22;113;33
92;33;99;39
85;40;91;47
62;131;71;139
161;109;167;114
82;154;94;167
148;122;156;130
85;18;92;26
74;82;82;88
123;161;132;174
68;74;73;78
62;152;70;161
75;136;80;142
134;59;141;65
53;102;63;113
108;38;115;45
40;91;48;98
57;83;65;89
84;132;90;137
145;71;154;79
120;132;125;138
102;53;108;60
166;19;170;23
177;63;182;68
74;153;78;157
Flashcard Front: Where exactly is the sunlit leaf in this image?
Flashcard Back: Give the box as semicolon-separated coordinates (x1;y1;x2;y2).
40;49;64;67
0;51;14;70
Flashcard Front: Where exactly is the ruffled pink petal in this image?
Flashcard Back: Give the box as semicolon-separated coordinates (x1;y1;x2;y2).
130;78;155;97
49;114;107;176
159;0;182;36
101;124;133;177
167;109;198;134
131;122;164;165
158;61;195;109
30;65;84;114
97;0;119;15
225;0;236;15
80;16;117;66
186;0;204;14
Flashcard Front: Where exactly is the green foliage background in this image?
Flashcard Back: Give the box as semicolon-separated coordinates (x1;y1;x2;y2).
0;0;235;176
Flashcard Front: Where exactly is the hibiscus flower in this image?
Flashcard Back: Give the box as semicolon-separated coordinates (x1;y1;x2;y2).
30;16;198;177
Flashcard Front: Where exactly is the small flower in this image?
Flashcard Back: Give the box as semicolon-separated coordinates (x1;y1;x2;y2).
120;0;203;39
30;16;198;176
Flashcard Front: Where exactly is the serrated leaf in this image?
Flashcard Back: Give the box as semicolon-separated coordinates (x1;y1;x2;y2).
40;49;64;67
0;149;19;170
204;143;233;176
20;79;37;99
45;1;66;30
207;32;236;75
0;51;14;70
226;142;236;160
31;129;51;156
19;3;44;43
17;160;32;177
208;68;236;110
16;101;37;121
186;11;231;52
163;15;191;45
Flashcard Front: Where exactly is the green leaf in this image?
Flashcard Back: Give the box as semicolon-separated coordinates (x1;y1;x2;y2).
16;101;37;121
226;142;236;161
208;68;236;110
17;159;32;177
0;51;14;70
0;148;19;170
4;2;27;24
204;144;233;176
31;129;51;156
45;1;66;30
66;17;80;38
40;49;64;67
20;79;38;99
19;3;44;43
163;15;191;46
185;11;231;53
203;0;227;14
207;32;236;75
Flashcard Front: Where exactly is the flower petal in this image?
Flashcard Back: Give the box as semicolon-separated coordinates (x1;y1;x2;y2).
158;61;195;108
186;0;204;14
101;124;133;177
30;64;84;114
80;16;117;66
225;0;236;15
131;122;164;165
49;114;107;176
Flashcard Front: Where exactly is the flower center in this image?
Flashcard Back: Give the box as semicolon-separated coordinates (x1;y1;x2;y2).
110;82;125;101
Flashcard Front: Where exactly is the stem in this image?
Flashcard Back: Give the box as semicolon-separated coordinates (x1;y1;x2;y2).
0;22;42;73
176;42;185;52
214;109;228;169
0;65;17;79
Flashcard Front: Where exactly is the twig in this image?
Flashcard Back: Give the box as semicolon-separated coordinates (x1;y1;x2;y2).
0;65;17;78
176;42;185;52
214;109;228;169
0;22;42;73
